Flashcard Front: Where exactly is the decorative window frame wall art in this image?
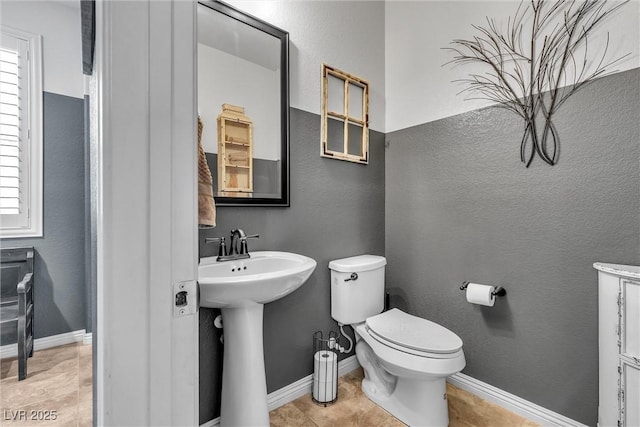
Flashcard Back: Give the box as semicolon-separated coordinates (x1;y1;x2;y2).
321;64;369;164
445;0;630;167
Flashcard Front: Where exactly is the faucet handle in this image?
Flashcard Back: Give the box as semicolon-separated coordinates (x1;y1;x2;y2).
239;234;259;254
205;236;227;256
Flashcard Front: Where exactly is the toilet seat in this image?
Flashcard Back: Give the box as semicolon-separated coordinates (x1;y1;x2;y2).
354;322;466;378
365;309;463;359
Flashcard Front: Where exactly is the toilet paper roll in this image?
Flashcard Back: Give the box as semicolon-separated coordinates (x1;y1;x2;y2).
313;350;338;384
313;378;337;402
465;283;496;307
313;350;337;402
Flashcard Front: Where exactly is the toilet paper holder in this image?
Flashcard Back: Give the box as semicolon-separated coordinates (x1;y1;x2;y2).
312;330;339;406
460;281;506;297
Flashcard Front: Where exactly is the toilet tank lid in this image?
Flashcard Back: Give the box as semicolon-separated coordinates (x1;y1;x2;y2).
328;255;386;272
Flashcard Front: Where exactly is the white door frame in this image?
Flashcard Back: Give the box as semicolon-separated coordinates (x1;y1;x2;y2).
94;1;199;425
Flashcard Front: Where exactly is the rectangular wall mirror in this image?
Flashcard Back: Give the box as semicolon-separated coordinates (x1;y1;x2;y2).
197;1;290;206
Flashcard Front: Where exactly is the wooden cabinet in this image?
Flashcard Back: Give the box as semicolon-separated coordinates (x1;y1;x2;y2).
595;263;640;427
217;104;253;195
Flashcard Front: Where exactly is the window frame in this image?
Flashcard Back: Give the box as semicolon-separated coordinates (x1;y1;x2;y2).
320;64;370;164
0;27;43;238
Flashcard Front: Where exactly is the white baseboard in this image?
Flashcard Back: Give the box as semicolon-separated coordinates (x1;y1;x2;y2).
201;416;219;426
0;329;88;359
267;354;359;411
447;373;587;427
200;355;360;427
83;332;93;345
201;415;218;426
337;354;360;377
201;361;586;427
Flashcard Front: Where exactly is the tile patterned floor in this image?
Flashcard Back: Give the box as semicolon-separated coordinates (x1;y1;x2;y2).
0;343;92;427
0;345;538;427
270;368;540;427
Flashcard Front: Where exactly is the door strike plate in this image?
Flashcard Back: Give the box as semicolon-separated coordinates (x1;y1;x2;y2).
173;280;198;317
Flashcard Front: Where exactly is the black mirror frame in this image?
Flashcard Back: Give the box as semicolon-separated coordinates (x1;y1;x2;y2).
198;0;290;207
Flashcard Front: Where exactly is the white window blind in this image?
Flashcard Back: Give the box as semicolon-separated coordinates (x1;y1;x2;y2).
0;38;26;216
0;29;42;238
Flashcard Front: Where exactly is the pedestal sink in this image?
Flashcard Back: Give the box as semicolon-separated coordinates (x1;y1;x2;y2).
198;251;317;426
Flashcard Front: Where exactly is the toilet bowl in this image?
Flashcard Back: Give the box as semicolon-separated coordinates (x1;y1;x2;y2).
329;255;465;426
353;309;465;426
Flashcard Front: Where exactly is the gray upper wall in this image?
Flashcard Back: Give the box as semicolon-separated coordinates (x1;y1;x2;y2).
385;69;640;425
2;92;87;341
198;107;385;423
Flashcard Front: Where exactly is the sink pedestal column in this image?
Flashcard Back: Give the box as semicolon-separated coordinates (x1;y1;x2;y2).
220;304;269;426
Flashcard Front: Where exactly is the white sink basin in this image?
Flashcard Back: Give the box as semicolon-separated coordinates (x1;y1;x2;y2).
199;251;317;308
198;250;317;426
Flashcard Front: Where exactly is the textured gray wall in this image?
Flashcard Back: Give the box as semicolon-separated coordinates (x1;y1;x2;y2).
2;92;87;340
385;69;640;425
198;107;385;423
205;153;281;197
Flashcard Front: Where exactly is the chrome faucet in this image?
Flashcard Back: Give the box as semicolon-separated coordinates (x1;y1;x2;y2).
229;229;246;256
205;229;259;262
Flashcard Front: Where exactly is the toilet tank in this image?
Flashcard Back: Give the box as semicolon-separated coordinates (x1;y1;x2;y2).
329;255;387;325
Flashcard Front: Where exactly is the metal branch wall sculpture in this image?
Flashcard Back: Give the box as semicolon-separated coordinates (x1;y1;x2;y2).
446;0;629;167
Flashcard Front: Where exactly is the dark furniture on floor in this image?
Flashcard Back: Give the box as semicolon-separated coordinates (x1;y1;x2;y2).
0;247;34;380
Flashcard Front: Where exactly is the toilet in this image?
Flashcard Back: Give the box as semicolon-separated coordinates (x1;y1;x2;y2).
329;255;465;427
